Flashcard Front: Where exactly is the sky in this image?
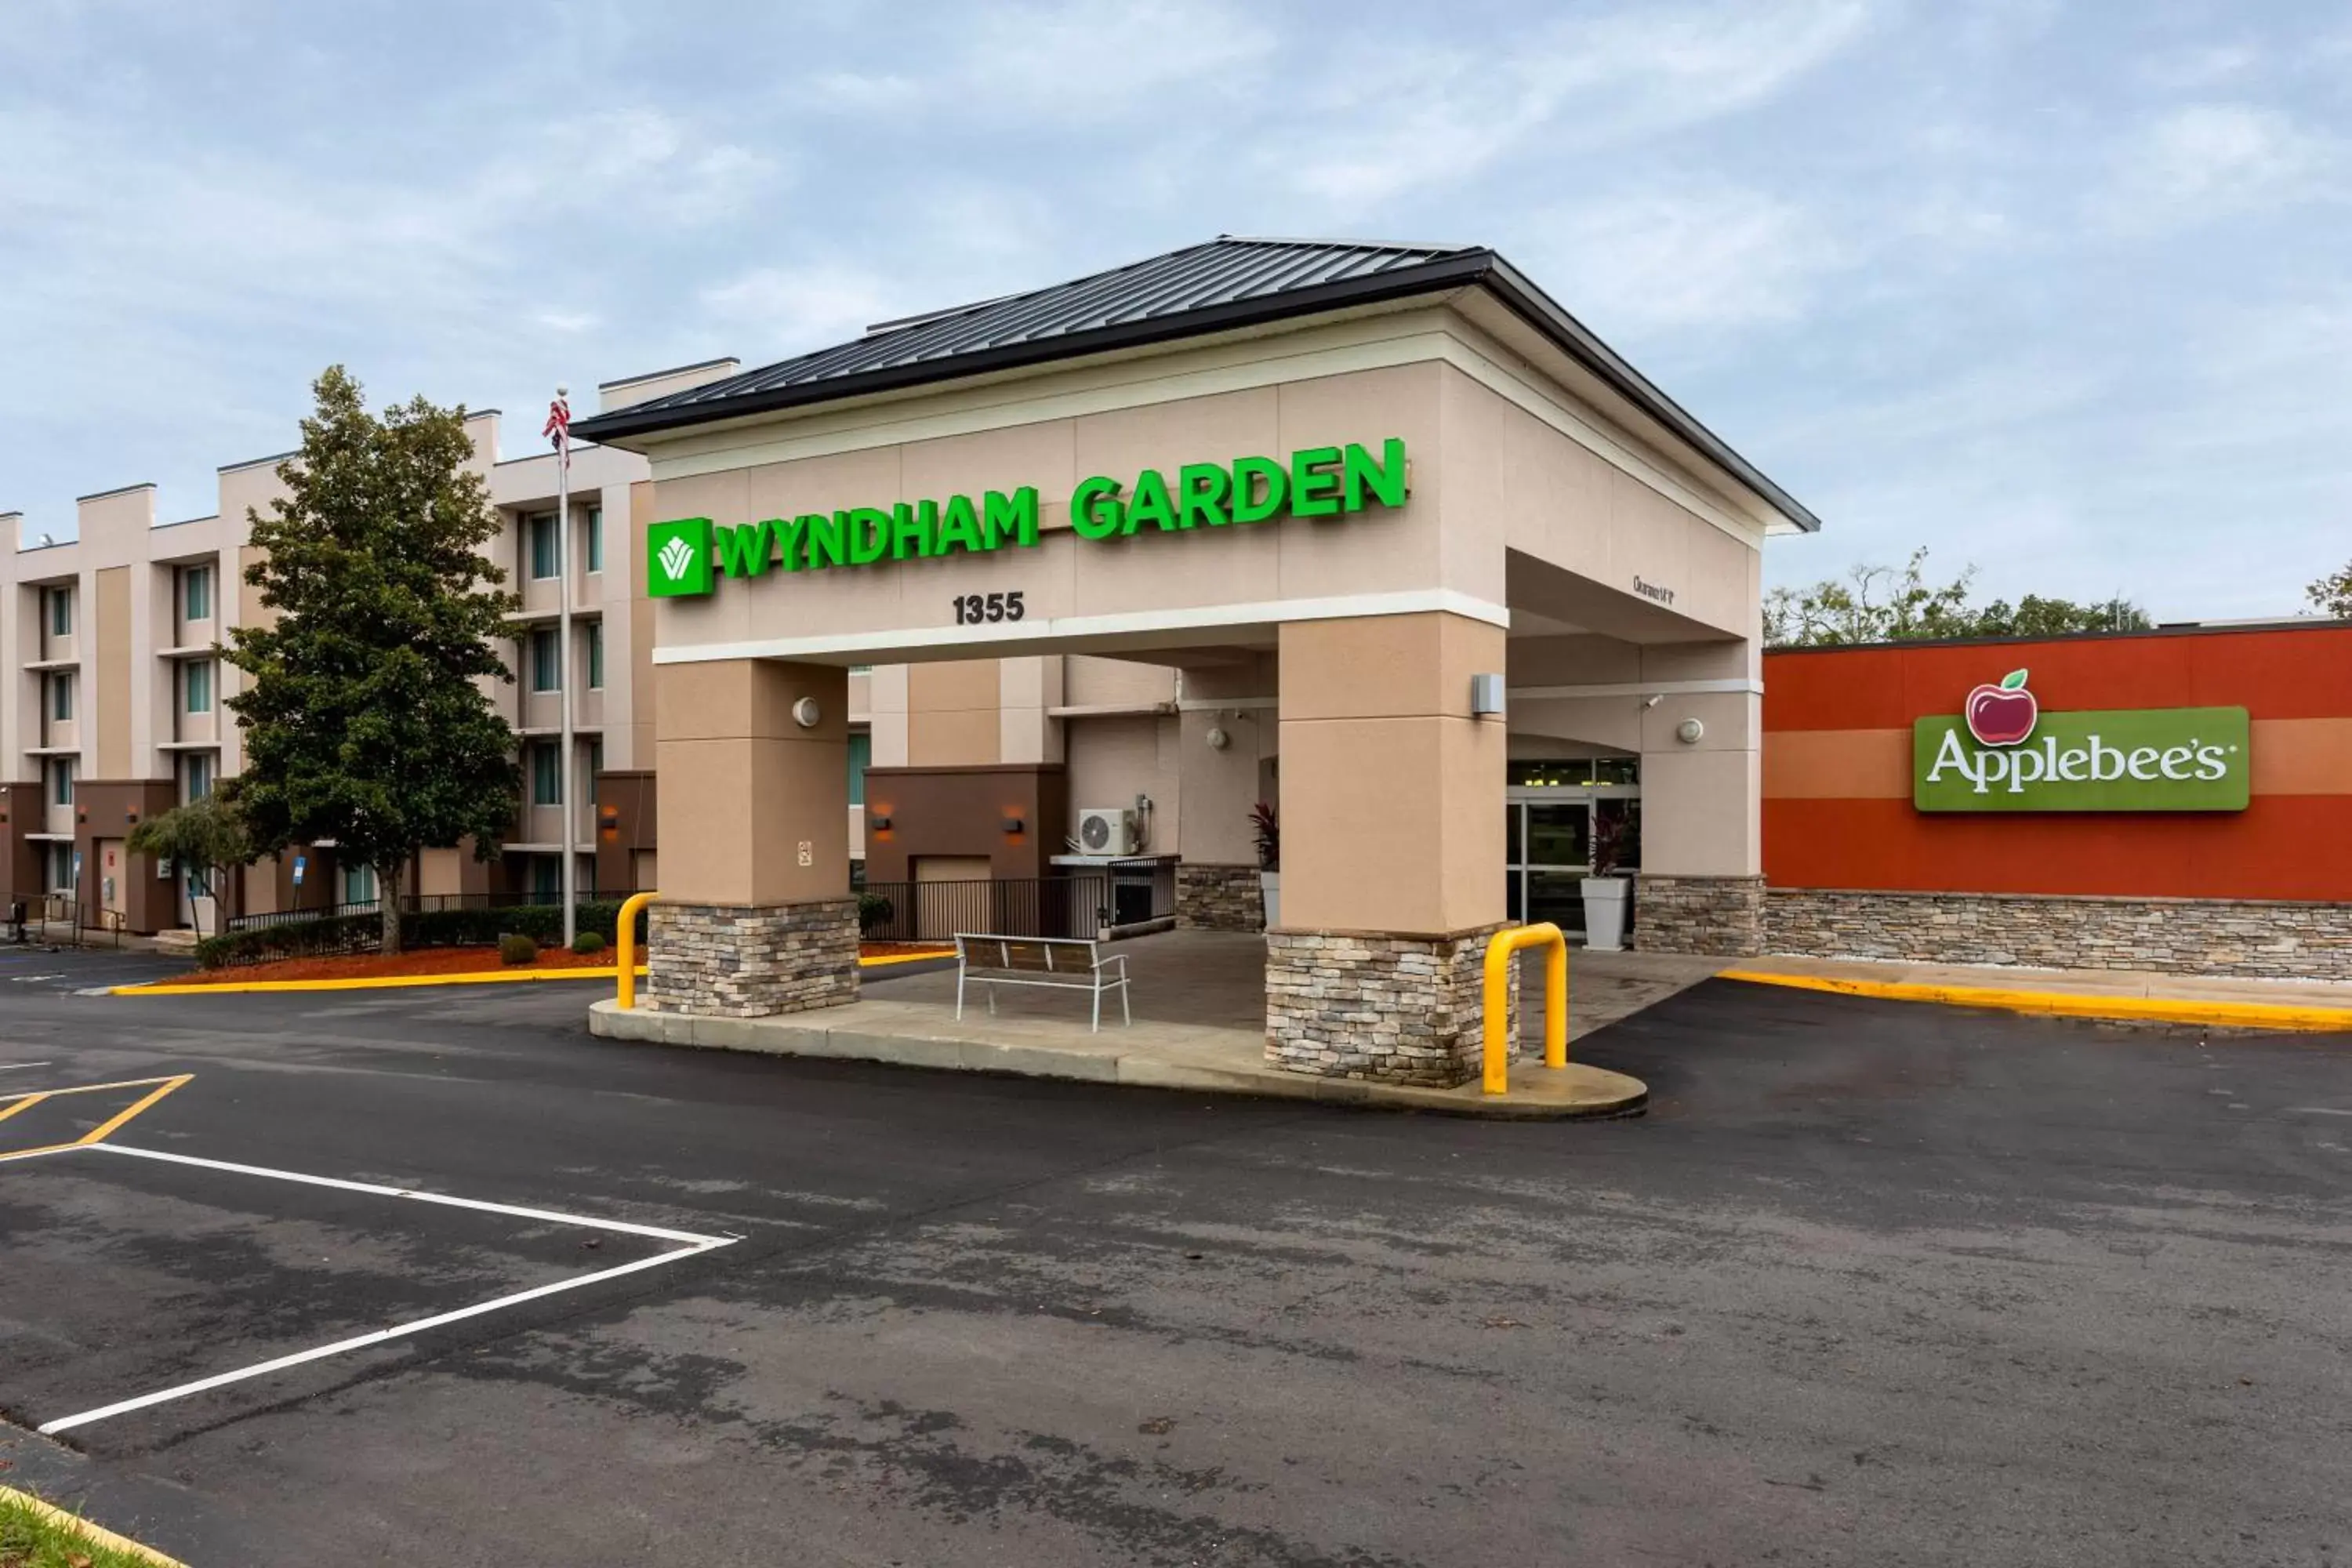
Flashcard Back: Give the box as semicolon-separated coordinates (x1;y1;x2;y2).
3;0;2347;619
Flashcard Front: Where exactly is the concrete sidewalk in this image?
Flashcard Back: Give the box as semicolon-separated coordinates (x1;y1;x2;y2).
1726;954;2352;1031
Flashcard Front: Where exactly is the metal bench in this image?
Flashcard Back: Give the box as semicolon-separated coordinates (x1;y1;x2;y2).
953;933;1131;1031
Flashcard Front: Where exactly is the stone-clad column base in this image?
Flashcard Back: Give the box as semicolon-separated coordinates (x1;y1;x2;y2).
1634;875;1765;956
1265;924;1519;1087
1176;862;1265;932
644;898;859;1018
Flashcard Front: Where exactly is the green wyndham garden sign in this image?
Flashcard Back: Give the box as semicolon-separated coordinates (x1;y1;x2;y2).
1915;668;2250;813
645;439;1410;598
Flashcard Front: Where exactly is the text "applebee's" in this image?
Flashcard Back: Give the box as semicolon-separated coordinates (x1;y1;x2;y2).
1925;730;2236;795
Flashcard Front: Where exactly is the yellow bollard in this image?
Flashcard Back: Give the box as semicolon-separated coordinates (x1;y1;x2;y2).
1481;922;1569;1094
615;890;659;1011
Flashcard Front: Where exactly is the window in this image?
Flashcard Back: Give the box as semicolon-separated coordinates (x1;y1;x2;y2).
47;586;71;637
586;506;603;573
529;855;562;898
50;757;74;806
528;512;560;579
49;671;72;723
847;731;871;806
586;619;604;689
183;564;212;623
183;752;215;802
184;659;213;713
587;739;604;782
531;627;561;691
340;862;376;906
532;743;562;806
50;843;76;895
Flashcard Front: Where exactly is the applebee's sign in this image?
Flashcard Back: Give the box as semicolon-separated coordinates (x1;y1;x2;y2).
1914;669;2250;813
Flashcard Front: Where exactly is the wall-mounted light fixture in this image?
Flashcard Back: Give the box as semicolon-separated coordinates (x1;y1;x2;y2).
791;696;822;729
1004;817;1026;835
868;812;893;831
1204;726;1230;751
1470;673;1505;717
1675;717;1705;745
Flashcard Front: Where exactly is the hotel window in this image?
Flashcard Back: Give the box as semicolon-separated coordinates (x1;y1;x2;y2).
185;659;213;713
847;731;871;806
50;757;74;806
528;512;560;579
586;506;603;573
49;843;76;895
340;862;377;906
530;855;562;898
49;671;73;722
586;619;604;689
532;743;562;806
183;751;215;802
183;563;212;623
531;628;561;691
47;586;71;637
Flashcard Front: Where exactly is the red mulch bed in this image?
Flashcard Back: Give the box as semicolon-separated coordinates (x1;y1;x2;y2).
180;940;955;986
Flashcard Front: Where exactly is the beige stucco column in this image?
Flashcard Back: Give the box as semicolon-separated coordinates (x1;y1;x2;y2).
643;657;858;1017
1266;612;1508;1086
1633;640;1765;955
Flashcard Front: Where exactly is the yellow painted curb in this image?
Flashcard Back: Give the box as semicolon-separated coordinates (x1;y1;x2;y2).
1719;969;2352;1033
113;950;956;996
0;1484;187;1566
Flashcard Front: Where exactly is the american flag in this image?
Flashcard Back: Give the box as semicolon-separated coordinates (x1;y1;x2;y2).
543;393;571;467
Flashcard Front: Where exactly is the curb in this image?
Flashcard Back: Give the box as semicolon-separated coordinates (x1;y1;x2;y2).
1;1484;187;1566
585;1000;1649;1120
108;950;956;997
1719;968;2352;1033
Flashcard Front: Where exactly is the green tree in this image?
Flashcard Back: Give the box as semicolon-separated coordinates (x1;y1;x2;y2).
2309;561;2352;619
125;792;252;941
224;366;521;955
1766;548;2151;647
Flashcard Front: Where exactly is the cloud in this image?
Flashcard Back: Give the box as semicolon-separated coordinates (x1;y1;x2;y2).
700;263;908;352
1273;0;1875;209
1527;185;1851;336
2096;103;2340;232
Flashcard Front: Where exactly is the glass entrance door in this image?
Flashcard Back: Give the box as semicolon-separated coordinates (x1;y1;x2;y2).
1507;800;1592;935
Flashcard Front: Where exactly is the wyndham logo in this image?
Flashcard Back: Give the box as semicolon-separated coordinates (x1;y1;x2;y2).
645;517;713;598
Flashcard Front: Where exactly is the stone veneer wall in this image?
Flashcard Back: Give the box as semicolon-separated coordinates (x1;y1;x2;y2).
1265;924;1519;1087
1176;862;1264;932
643;898;860;1017
1766;888;2352;981
1634;874;1765;956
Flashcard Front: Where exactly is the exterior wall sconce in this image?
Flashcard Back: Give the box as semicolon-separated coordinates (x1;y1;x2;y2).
869;813;892;830
1204;726;1230;750
1004;817;1026;835
791;696;822;728
1470;673;1505;717
1675;717;1705;745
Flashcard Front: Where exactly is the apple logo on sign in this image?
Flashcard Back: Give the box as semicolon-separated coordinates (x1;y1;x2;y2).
1965;668;2038;746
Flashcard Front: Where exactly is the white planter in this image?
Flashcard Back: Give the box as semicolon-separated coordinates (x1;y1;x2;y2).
1259;870;1280;930
1580;877;1629;952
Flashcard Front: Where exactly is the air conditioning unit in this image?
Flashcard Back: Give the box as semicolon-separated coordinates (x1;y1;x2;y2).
1076;806;1139;855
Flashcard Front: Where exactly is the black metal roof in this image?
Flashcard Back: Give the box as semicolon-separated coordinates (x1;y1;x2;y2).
574;236;1818;531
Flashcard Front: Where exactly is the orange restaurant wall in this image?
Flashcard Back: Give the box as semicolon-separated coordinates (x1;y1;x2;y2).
1762;626;2352;902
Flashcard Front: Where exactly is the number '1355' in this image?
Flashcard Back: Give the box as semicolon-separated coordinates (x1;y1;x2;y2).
953;591;1025;625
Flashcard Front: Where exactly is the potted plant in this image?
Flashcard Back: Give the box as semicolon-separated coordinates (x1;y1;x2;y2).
1580;805;1632;952
1250;800;1279;929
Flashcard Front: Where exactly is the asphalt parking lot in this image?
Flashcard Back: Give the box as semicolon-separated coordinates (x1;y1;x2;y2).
2;954;2347;1566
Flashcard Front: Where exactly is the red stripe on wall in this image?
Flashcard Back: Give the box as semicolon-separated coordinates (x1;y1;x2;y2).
1764;795;2352;901
1766;626;2352;731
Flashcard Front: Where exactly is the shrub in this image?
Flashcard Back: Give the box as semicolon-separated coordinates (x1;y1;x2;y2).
571;931;607;956
858;890;895;935
200;896;651;969
498;932;539;966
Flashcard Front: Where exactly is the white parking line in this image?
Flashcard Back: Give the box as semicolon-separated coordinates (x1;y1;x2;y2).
2288;1106;2352;1117
32;1143;739;1436
0;1062;55;1073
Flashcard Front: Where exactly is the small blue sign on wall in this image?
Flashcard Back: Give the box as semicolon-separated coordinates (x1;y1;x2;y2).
292;854;307;886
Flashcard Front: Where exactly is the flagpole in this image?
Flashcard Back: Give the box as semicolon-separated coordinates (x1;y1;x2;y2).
554;384;577;951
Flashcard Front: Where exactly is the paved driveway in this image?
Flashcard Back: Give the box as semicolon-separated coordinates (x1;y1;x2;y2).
1;962;2345;1566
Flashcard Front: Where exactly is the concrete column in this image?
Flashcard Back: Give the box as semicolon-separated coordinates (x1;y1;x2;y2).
644;657;858;1017
1634;641;1764;955
1267;612;1508;1086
